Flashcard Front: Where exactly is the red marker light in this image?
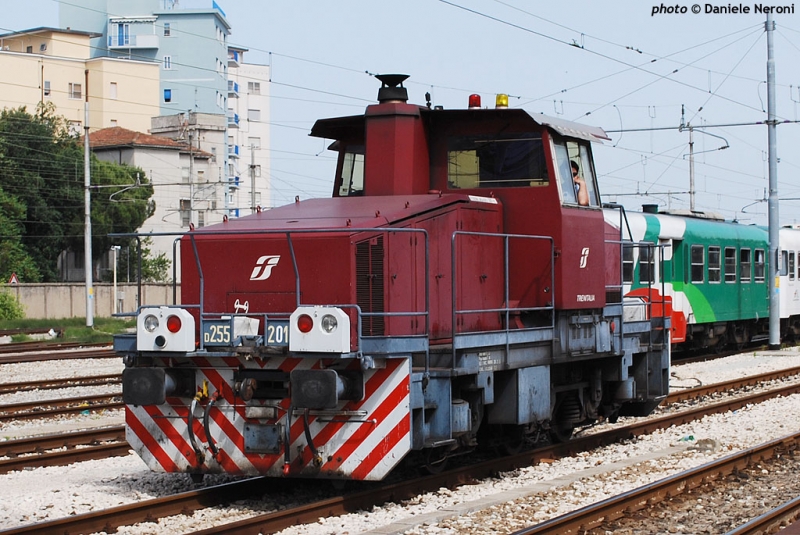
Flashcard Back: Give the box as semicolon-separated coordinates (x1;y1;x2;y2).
468;94;481;109
166;315;182;333
297;314;313;333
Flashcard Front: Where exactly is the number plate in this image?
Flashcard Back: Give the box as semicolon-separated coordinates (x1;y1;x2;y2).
202;320;233;346
265;320;289;346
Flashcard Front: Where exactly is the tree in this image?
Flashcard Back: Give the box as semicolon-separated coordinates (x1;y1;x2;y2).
0;187;39;282
0;105;154;281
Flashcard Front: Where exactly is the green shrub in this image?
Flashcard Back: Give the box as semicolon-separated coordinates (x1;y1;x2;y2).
0;291;24;320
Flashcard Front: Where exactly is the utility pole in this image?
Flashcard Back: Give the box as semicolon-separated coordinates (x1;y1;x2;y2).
83;69;94;327
250;144;256;213
767;12;780;349
188;116;194;227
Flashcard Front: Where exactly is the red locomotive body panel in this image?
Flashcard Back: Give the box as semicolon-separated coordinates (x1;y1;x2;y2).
180;194;504;346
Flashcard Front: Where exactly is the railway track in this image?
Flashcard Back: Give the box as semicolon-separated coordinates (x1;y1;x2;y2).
0;347;115;363
510;430;800;535
0;426;128;474
0;341;109;355
5;370;800;535
0;392;122;423
0;374;120;395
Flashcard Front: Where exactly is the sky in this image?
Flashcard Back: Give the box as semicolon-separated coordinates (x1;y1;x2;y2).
4;0;800;226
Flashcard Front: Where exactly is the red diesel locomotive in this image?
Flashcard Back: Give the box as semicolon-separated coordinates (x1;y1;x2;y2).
116;75;670;481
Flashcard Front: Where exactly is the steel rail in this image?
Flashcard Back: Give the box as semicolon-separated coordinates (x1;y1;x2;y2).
0;348;116;363
0;426;125;457
724;495;800;535
0;393;123;422
0;442;130;474
0;374;120;395
510;431;800;535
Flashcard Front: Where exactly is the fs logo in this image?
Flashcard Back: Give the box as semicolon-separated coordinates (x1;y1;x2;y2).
579;247;590;269
250;255;281;281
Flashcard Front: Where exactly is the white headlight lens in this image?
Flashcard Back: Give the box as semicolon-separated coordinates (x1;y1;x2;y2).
143;315;159;332
321;314;338;333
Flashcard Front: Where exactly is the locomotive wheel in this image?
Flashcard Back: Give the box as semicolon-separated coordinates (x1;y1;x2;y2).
422;447;449;474
549;422;574;443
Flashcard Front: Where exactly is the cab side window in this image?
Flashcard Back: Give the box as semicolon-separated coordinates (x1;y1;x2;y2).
553;137;599;207
447;134;549;189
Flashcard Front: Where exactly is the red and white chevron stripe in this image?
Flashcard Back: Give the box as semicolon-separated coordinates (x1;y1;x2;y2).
125;356;411;481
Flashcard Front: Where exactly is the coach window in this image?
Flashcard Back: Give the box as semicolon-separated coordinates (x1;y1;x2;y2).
790;252;796;281
780;251;789;276
740;249;752;283
553;138;599;207
622;243;634;283
754;249;765;282
708;246;721;283
639;243;655;284
690;244;705;283
447;134;548;189
724;247;736;282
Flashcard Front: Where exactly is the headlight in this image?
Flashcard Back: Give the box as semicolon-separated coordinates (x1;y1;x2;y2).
321;314;338;333
144;315;159;332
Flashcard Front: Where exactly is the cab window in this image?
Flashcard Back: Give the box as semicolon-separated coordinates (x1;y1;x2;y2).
338;146;365;197
447;134;548;189
553;137;599;207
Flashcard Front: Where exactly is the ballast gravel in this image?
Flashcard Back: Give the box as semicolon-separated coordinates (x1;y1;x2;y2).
0;349;799;534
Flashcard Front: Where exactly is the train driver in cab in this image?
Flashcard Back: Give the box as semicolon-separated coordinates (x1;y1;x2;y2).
571;160;589;206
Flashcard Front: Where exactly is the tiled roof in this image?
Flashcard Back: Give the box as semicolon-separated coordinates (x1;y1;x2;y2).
88;127;210;157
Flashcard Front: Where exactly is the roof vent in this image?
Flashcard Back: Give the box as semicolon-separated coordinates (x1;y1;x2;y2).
642;204;658;214
375;74;409;103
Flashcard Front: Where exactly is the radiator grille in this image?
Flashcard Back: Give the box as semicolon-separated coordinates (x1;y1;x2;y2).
356;237;385;336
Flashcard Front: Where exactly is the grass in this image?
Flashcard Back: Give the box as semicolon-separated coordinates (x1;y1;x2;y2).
0;317;136;344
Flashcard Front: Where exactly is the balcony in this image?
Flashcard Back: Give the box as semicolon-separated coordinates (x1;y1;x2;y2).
228;50;240;67
227;175;240;189
227;111;239;128
228;144;240;158
107;34;159;49
228;80;239;98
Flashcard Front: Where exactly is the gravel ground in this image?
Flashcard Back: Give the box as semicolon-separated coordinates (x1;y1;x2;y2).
1;349;800;534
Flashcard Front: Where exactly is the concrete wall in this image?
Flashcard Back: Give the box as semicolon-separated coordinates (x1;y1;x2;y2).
1;283;180;319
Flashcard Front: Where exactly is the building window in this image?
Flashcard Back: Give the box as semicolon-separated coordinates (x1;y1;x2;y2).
110;119;117;127
181;167;191;184
180;199;191;227
68;121;81;136
254;191;262;205
740;249;752;283
198;211;205;228
247;137;261;149
690;244;704;283
724;247;736;283
163;22;171;36
43;80;51;97
248;81;261;94
39;43;47;52
708;246;721;283
26;45;33;53
109;82;118;99
164;88;172;103
69;83;82;100
247;109;260;122
163;55;172;70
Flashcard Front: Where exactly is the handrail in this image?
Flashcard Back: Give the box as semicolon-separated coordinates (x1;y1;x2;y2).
450;230;556;369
